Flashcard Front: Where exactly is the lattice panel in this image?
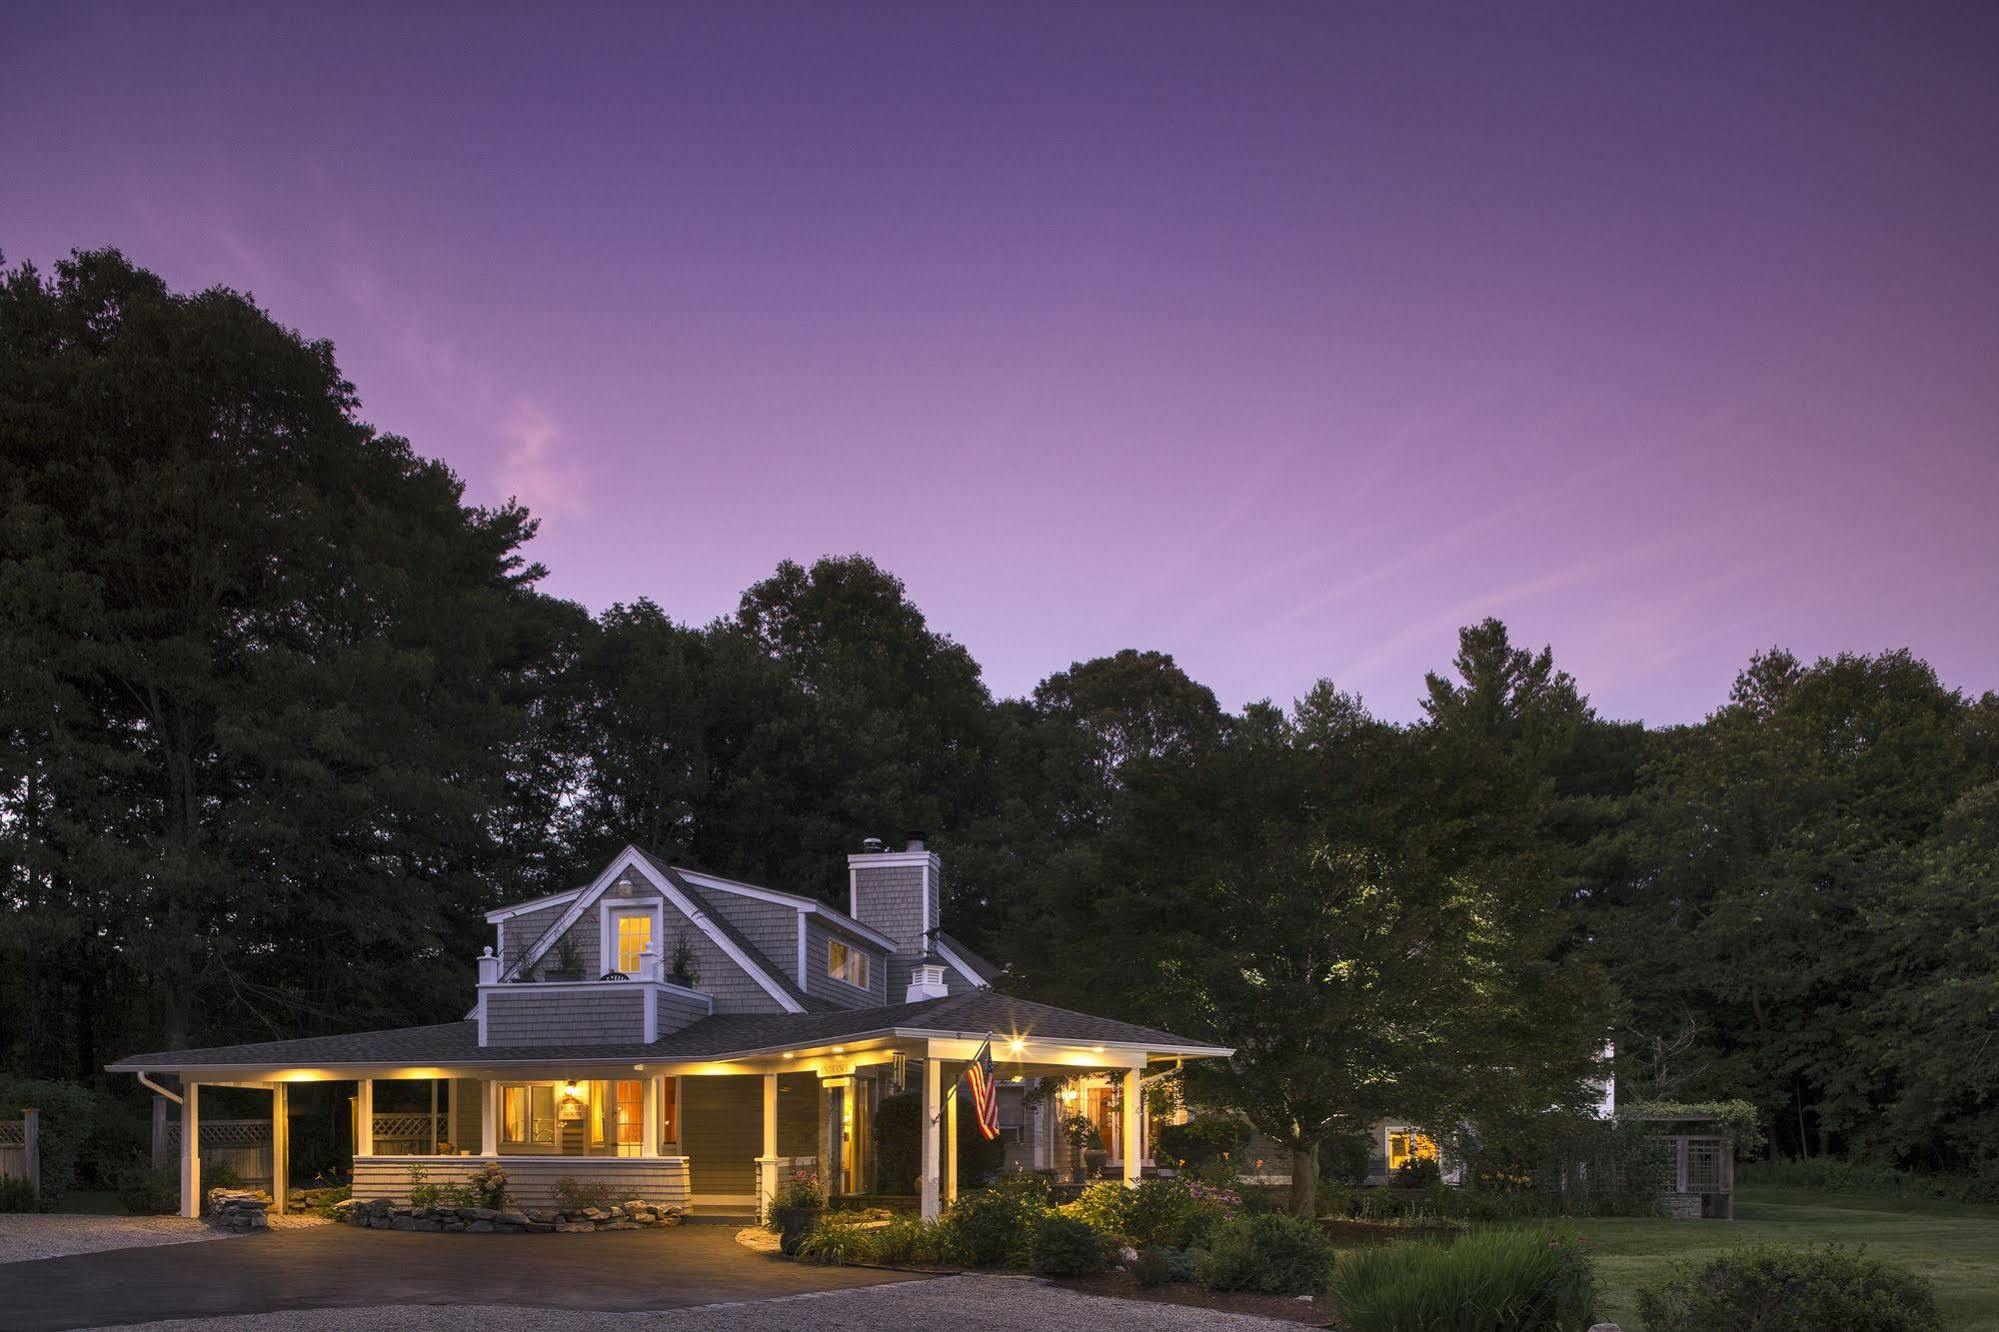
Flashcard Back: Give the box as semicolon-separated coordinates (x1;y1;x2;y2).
372;1115;444;1140
0;1123;23;1147
1684;1138;1726;1192
161;1118;272;1147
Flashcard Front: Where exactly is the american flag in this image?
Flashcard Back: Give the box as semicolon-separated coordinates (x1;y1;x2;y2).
963;1035;1001;1140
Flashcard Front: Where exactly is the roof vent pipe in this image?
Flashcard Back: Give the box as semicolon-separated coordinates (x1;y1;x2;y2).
861;836;884;854
904;831;927;852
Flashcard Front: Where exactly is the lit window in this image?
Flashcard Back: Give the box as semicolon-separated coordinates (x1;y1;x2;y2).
502;1084;557;1145
616;912;652;974
828;939;870;988
615;1080;643;1156
1387;1130;1438;1172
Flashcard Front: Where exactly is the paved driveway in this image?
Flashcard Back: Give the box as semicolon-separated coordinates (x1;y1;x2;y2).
0;1223;918;1330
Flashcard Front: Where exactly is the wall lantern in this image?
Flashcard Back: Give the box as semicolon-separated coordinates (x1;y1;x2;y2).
558;1080;588;1121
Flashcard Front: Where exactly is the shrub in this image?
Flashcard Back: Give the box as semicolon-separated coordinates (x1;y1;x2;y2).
1133;1245;1199;1287
115;1160;181;1215
1332;1227;1596;1332
0;1175;38;1212
869;1214;948;1265
1636;1242;1941;1332
1033;1213;1105;1276
204;1159;245;1189
943;1173;1051;1267
1157;1113;1251;1170
0;1076;115;1207
463;1162;509;1209
796;1211;875;1265
305;1182;352;1216
773;1166;824;1210
553;1175;615;1211
1195;1212;1338;1294
1064;1179;1132;1238
1394;1156;1445;1189
1741;1157;1999;1204
1125;1176;1233;1248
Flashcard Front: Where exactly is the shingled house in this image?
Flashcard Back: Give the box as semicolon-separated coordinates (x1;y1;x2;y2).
108;836;1230;1221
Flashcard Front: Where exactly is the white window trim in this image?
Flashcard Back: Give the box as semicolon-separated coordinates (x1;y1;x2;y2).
506;847;805;1013
600;899;663;978
827;938;871;992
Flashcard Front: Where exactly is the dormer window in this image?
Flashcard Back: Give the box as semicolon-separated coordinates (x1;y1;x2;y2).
828;939;870;989
615;911;653;975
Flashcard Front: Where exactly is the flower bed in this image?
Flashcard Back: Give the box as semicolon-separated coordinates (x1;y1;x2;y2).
343;1196;685;1234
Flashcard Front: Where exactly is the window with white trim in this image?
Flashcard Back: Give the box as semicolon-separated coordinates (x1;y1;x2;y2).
828;939;870;988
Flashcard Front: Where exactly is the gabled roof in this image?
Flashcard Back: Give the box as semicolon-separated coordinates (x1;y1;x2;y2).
501;846;808;1012
643;852;818;1012
106;990;1231;1072
935;931;1001;985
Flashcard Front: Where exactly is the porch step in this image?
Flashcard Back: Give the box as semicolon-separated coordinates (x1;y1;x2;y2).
686;1206;760;1226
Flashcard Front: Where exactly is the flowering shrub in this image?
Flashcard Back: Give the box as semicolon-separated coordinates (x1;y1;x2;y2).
773;1166;824;1210
464;1162;510;1209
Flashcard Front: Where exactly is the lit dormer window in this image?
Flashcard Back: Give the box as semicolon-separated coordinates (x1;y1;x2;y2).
615;911;653;974
828;939;870;988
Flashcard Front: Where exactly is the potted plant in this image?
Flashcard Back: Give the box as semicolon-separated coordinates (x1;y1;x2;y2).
770;1166;824;1255
1060;1113;1102;1182
667;936;699;988
539;938;583;982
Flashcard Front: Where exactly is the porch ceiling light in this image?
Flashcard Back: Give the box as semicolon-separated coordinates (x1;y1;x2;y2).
1007;1037;1025;1055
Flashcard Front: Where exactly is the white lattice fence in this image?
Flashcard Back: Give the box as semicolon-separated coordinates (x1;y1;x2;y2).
157;1118;273;1182
370;1114;447;1155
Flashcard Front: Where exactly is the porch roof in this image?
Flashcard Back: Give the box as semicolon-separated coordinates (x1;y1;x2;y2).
106;989;1230;1073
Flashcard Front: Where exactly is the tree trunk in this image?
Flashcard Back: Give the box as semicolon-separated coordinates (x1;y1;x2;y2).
1288;1137;1320;1219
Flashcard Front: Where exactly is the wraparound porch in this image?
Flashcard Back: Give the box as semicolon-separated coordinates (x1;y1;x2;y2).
155;1030;1171;1222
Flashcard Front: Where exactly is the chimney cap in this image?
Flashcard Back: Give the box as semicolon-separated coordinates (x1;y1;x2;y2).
861;836;884;854
903;830;927;852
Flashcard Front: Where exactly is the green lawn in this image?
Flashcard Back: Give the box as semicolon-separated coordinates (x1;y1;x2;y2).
1565;1185;1999;1330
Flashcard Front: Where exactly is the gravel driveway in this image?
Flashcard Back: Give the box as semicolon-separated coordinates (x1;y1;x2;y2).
109;1275;1302;1330
0;1215;233;1265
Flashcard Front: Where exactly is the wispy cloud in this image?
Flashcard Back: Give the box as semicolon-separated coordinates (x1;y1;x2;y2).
497;400;589;519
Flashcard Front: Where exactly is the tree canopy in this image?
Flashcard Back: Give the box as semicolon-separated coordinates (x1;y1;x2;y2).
3;250;1992;1198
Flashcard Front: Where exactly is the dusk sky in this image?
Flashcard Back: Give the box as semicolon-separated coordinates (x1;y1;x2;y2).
6;2;1995;723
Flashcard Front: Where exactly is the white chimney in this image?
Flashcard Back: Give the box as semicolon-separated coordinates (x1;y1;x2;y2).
905;959;949;1002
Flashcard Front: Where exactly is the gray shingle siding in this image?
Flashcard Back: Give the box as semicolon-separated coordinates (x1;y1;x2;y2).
485;989;646;1046
802;919;887;1009
655;988;709;1035
700;890;798;979
501;902;570;974
852;862;929;954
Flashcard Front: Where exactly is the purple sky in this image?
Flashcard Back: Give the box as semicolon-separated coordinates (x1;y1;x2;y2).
7;2;1996;723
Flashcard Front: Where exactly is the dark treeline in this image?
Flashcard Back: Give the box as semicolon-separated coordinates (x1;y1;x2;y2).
3;252;1994;1185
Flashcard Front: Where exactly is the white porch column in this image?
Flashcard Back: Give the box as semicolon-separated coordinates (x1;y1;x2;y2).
1121;1067;1142;1186
479;1079;498;1156
920;1054;941;1221
642;1076;661;1156
355;1078;375;1155
179;1082;201;1219
270;1083;289;1215
944;1062;959;1204
756;1072;780;1221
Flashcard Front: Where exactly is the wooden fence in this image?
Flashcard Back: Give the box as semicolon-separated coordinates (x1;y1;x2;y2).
0;1108;39;1202
156;1116;276;1185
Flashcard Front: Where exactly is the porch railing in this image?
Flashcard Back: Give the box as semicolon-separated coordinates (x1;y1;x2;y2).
370;1113;450;1155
